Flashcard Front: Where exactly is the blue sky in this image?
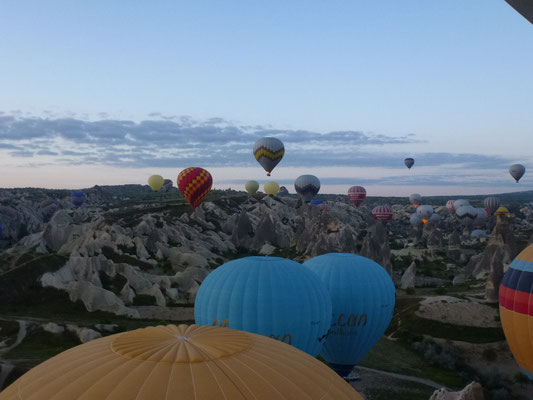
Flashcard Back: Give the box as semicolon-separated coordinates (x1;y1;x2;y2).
0;1;532;195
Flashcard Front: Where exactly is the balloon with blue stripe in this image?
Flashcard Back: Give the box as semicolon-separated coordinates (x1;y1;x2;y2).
70;192;86;207
304;253;396;378
194;256;332;357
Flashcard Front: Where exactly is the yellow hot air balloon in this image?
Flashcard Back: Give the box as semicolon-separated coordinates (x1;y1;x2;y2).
245;180;259;195
264;181;280;195
495;206;509;217
0;325;362;400
148;175;164;191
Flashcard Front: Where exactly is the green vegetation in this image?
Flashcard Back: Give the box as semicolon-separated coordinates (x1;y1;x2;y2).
4;328;81;362
360;338;468;389
360;380;435;400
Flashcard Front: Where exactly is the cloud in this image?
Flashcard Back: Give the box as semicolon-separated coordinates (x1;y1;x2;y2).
0;112;521;187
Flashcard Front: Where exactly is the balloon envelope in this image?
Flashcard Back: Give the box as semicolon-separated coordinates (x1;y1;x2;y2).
410;213;423;227
409;194;422;208
509;164;525;183
0;324;361;400
294;175;321;202
473;208;488;228
416;205;433;220
177;167;213;209
245;180;259;195
194;256;332;357
148;175;165;191
348;186;366;207
404;158;415;169
446;200;456;213
372;205;393;222
455;205;477;226
304;253;395;378
70;192;86;207
471;229;487;238
500;244;533;379
264;181;280;195
453;199;470;210
484;197;500;215
253;137;285;176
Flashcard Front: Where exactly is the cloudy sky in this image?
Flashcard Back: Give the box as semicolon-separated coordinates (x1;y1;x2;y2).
1;1;532;196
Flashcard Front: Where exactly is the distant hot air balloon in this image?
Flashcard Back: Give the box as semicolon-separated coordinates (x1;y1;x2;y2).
70;192;86;207
194;256;332;357
409;194;422;209
500;244;533;380
453;199;470;210
429;213;441;225
295;175;320;202
495;206;509;217
162;179;173;191
372;205;393;222
348;186;366;207
471;229;487;238
245;180;259;195
455;205;477;227
0;324;361;400
264;181;280;195
253;137;284;176
311;200;324;205
484;197;500;215
148;175;165;191
410;213;423;227
304;253;395;379
510;164;526;183
446;200;456;214
404;158;415;169
416;205;433;223
177;167;213;209
473;208;488;228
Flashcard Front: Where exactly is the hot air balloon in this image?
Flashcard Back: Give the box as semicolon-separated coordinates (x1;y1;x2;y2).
471;229;487;238
70;192;86;207
253;137;285;176
484;197;500;215
177;167;213;209
0;324;361;400
510;164;526;183
194;256;332;357
162;179;173;191
264;181;280;195
446;200;456;214
455;205;477;227
348;186;366;207
409;194;422;209
500;244;533;380
245;180;259;195
416;205;433;223
410;213;423;227
372;205;393;222
148;175;165;191
311;200;324;205
495;206;509;217
304;253;395;379
429;213;441;225
404;158;415;169
473;208;488;228
295;175;320;202
453;199;470;210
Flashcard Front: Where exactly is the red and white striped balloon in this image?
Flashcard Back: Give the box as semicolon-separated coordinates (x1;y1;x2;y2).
372;205;393;222
348;186;366;207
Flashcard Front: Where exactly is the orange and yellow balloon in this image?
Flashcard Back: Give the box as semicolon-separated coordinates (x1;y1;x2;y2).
500;244;533;379
177;167;213;209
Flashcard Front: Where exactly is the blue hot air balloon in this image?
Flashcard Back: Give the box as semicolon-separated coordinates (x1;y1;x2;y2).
70;192;86;207
404;158;415;169
194;256;332;357
304;253;396;378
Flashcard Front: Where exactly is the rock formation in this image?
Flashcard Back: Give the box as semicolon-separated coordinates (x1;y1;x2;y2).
429;382;484;400
400;261;416;289
360;221;392;274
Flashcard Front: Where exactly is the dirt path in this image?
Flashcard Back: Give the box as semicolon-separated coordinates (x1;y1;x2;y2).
356;366;448;390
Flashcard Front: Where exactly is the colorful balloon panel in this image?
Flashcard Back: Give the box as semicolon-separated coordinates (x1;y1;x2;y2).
499;244;533;378
253;137;285;176
177;167;213;209
304;253;396;377
194;256;332;357
348;186;366;207
484;197;500;215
